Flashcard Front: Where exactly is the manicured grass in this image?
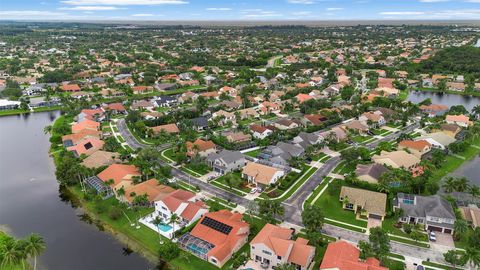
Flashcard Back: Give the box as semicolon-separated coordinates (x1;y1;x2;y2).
351;135;373;144
429;137;480;182
260;165;315;201
33;105;62;112
325;219;367;233
163;148;179;163
244;148;262;158
214;172;251;193
68;185;218;270
304;177;332;207
180;166;203;177
383;258;406;270
422;260;453;270
382;217;428;242
210;180;246;196
313;182;368;228
332;161;346;174
312;152;328;161
389;235;430;248
183;162;211;176
0;108;29;116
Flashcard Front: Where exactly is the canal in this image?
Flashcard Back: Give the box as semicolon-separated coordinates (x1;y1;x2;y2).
408;91;480;112
0;112;153;270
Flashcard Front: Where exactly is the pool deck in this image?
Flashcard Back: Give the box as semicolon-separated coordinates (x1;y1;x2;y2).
139;213;181;239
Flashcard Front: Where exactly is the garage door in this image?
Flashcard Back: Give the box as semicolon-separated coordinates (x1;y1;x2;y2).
444;229;452;234
428;226;442;232
369;214;382;220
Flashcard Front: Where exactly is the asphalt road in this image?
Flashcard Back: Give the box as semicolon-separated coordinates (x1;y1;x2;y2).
117;119;454;266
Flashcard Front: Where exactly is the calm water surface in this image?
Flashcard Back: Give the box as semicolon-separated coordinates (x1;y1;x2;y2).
408;91;480;112
0;112;154;270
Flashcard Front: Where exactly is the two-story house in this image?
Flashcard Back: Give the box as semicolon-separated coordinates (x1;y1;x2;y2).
250;224;315;270
206;150;247;175
393;193;456;234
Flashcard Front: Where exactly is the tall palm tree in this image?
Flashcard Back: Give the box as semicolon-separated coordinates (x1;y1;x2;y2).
152;216;163;242
469;185;480;198
455;177;469;193
0;238;22;268
169;213;179;239
24;233;46;270
454;220;468;241
463;247;480;269
443;177;456;193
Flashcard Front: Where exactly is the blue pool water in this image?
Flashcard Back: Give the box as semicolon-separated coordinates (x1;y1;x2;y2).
187;243;208;255
157;223;172;232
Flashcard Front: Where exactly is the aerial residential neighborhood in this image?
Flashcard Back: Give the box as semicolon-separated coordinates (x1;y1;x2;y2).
1;1;480;270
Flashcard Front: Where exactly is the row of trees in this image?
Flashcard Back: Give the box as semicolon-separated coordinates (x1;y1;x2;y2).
0;233;45;270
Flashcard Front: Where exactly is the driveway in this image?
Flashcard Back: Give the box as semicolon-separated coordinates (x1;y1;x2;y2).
431;232;455;249
367;217;382;230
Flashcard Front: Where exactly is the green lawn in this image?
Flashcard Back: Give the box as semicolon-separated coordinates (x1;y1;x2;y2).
304;177;332;207
422;261;453;270
163;148;179;163
183;162;211;176
214;172;251;193
313;182;368;228
383;258;406;270
210;180;246;196
68;185;219;270
312;152;328;161
382;217;428;242
244;148;262;158
0;108;29;116
260;165;315;201
389;235;430;248
351;135;373;144
429;137;480;182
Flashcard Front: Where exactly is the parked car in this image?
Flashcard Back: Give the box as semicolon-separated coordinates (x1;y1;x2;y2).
429;231;436;242
250;188;257;194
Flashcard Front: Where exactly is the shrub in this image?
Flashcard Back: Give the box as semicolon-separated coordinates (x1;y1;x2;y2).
109;207;122;220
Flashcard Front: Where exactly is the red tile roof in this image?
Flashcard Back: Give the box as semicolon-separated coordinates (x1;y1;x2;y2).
97;164;141;187
320;241;387;270
71;119;100;133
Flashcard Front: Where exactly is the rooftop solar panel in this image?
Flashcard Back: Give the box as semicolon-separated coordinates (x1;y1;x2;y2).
200;216;233;235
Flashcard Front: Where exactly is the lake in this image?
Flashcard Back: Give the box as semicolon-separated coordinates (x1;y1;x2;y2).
0;112;154;270
408;91;480;112
450;155;480;186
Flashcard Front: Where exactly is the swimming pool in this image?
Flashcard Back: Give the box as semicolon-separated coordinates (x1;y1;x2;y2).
157;223;172;232
187;243;208;255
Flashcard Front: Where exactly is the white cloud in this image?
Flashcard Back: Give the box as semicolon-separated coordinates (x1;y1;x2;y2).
59;6;122;10
292;11;312;15
287;0;315;4
205;7;232;11
61;0;188;5
131;13;154;16
0;10;69;17
326;7;343;11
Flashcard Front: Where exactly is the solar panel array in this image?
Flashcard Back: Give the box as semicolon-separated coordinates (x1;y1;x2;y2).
200;217;233;234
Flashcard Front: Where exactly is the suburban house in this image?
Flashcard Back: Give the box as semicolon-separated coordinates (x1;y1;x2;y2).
67;137;104;157
61;84;81;92
274;119;300;130
359;111;386;128
319;126;348;142
438;123;462;138
460;205;480;229
419;104;449;117
223;131;252;144
178;210;250;267
190;117;209;131
339;186;387;221
262;142;305;166
293;132;324;150
340;120;369;134
211;110;236;125
393;193;456;234
78;108;105;122
62;128;101;147
355;163;390;184
95;164;142;197
154;189;208;237
250;223;316;270
397;140;432;158
445;114;472;127
81;150;120;169
302;114;327;126
238;108;260;119
417;132;456;150
186;139;217;158
155;96;178;107
0;99;20;110
206;150;247;174
372;150;421;171
150;123;180;135
320;241;388;270
250;124;274;139
242;162;285;186
123;179;175;205
131;100;155;111
71;119;100;134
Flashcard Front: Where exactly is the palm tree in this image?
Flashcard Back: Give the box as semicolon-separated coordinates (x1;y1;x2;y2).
271;201;285;222
443;177;456;193
0;238;22;268
169;213;179;239
463;246;480;269
152;216;163;242
43;125;52;135
454;177;469;193
469;185;480;198
454;219;468;241
24;233;46;270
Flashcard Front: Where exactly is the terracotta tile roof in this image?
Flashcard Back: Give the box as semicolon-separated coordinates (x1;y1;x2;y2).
62;129;101;145
251;224;315;267
124;179;174;203
250;124;269;133
399;140;431;151
161;189;196;212
81;108;104;120
446;114;471;124
97;164;141;187
304;114;326;126
186;139;216;156
67;138;104;156
378;78;394;88
105;102;126;112
72;119;100;133
190;210;249;262
320;241;388;270
151;123;180;134
419;104;449;112
180;201;206;221
295;93;313;103
61;84;80;92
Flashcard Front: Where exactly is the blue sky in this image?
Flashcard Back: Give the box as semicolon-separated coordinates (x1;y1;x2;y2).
1;0;480;21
